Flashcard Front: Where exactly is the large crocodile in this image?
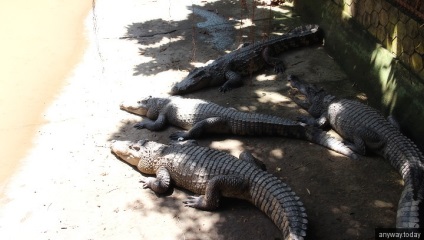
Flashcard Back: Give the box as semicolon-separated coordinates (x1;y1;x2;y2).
287;74;424;228
110;139;308;240
169;24;324;95
120;95;358;159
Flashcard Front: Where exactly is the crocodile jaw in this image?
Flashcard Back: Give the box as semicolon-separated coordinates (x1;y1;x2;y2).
120;100;148;116
110;140;141;166
169;67;212;95
287;75;310;96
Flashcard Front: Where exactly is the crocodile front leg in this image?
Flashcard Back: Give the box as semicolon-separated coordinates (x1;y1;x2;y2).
141;166;171;194
262;46;285;73
297;114;329;128
219;70;243;92
134;113;167;131
183;175;248;210
169;117;230;140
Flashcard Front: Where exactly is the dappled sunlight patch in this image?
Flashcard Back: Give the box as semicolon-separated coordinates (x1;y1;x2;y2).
139;36;185;50
270;148;284;159
239;105;258;112
210;139;244;156
232;18;255;29
370;44;397;111
190;61;210;68
356;92;368;101
255;73;277;82
373;199;394;208
254;90;292;104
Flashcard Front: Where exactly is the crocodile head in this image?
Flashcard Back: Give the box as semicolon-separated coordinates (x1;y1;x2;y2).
110;139;165;174
169;67;212;95
120;96;170;117
288;75;335;101
288;75;336;116
287;75;323;99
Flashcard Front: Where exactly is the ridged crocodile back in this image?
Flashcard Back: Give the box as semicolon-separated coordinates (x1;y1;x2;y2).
166;97;303;136
160;143;307;239
164;97;357;158
327;99;424;178
326;98;424;228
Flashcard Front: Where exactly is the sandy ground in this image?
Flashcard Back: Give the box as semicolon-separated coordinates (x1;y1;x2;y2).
0;0;91;185
0;0;404;239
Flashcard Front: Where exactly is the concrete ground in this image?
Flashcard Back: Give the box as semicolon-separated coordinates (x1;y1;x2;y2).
0;0;403;239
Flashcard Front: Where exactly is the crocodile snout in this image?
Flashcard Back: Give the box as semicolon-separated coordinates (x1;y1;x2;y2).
119;100;148;116
110;140;141;166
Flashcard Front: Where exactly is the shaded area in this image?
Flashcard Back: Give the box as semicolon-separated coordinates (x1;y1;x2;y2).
104;1;406;239
109;45;402;240
123;1;300;78
293;0;424;152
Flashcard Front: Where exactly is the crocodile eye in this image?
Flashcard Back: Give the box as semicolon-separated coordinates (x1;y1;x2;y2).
129;144;140;151
139;97;150;104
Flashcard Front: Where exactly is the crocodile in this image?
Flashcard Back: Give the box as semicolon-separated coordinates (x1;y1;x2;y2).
110;139;308;240
169;24;324;95
287;74;424;228
120;95;358;159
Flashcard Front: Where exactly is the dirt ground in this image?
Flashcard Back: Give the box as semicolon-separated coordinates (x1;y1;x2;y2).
0;0;403;239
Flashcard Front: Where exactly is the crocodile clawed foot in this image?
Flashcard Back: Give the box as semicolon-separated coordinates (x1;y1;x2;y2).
134;122;146;129
183;196;204;209
219;86;231;93
140;177;154;189
296;116;309;123
169;131;188;141
274;66;285;73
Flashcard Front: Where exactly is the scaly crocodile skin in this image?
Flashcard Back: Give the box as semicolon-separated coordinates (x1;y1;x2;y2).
120;95;358;159
111;139;308;240
288;74;424;228
169;24;324;95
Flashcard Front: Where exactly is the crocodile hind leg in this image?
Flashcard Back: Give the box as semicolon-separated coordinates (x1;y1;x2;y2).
141;166;171;194
169;117;230;140
183;175;248;210
239;151;266;170
345;127;385;155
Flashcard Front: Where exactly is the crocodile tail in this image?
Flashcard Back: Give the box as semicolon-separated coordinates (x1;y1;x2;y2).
404;164;424;200
385;137;424;199
303;125;359;160
396;182;424;228
250;172;307;240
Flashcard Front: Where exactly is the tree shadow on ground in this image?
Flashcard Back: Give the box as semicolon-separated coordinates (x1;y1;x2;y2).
123;1;300;78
